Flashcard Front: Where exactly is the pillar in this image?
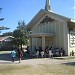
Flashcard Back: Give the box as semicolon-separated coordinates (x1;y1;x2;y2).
42;36;45;51
29;38;32;55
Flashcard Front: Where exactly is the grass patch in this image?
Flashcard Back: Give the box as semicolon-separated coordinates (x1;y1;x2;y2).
0;63;74;75
0;51;11;54
38;64;75;75
0;64;32;75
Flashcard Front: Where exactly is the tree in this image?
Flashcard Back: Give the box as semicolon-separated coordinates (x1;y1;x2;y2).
0;26;10;30
2;32;13;36
0;26;10;34
17;20;29;44
0;8;10;34
13;29;24;47
13;20;29;49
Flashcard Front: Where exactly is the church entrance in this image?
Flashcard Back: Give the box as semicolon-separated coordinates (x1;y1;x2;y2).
45;37;54;48
28;33;55;53
35;37;55;51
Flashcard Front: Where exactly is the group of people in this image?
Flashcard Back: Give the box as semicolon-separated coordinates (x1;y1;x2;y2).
11;46;23;63
35;46;51;58
35;46;65;58
11;46;65;62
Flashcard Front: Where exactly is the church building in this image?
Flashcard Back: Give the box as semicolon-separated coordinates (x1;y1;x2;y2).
27;0;75;56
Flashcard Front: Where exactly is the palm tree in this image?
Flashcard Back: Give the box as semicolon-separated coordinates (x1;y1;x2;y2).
0;26;10;30
0;8;4;21
0;8;10;34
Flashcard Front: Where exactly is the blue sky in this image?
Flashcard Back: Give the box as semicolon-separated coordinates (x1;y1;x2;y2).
0;0;75;34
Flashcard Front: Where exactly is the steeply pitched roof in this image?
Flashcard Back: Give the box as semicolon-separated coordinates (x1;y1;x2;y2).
27;9;75;29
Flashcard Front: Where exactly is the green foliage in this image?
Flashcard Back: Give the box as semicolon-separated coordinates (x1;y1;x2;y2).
2;32;13;36
0;26;9;30
13;20;29;47
13;29;23;39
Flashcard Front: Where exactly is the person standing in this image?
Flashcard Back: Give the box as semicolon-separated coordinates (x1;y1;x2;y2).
44;46;49;57
49;47;53;58
17;47;23;63
11;49;16;63
38;46;43;57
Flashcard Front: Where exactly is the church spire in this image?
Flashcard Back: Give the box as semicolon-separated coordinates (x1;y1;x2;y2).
45;0;51;11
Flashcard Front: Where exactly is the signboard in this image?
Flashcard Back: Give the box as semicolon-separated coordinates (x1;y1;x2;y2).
70;31;75;47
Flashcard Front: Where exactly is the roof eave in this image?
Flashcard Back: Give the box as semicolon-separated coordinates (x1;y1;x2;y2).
26;9;75;30
26;9;46;29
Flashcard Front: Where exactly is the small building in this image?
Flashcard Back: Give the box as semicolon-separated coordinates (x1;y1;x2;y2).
27;0;75;55
0;36;14;50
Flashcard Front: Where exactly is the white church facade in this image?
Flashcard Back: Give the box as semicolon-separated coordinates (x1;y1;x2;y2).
27;0;75;56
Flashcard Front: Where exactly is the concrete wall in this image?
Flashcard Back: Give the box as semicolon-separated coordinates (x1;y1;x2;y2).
68;29;75;55
30;15;69;55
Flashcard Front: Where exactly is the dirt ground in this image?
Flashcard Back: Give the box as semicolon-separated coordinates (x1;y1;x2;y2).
0;51;75;75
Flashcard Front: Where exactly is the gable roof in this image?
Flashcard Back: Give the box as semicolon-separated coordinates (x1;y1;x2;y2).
27;9;75;29
0;36;14;41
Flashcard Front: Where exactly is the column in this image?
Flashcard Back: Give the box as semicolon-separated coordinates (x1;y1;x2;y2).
29;38;32;55
42;36;45;51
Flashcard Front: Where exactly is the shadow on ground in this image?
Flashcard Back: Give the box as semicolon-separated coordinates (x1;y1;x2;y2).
0;53;12;61
63;62;75;66
0;52;36;62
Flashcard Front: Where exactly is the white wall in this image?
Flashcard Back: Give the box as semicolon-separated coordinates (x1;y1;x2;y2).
68;30;75;55
30;15;69;55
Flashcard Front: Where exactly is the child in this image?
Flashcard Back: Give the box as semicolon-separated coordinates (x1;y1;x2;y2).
11;49;16;63
17;47;23;63
36;50;39;58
